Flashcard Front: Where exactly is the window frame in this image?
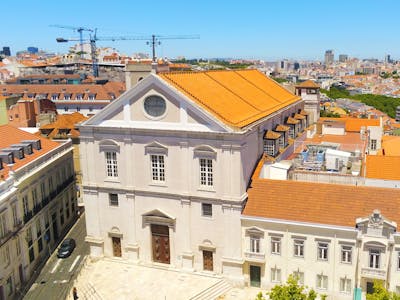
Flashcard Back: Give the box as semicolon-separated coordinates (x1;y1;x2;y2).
250;235;261;253
109;193;119;207
201;203;212;218
341;245;352;264
271;237;281;255
105;151;118;178
150;154;166;183
369;249;380;269
316;274;328;290
199;158;213;187
340;277;352;294
271;267;281;283
294;239;305;258
317;242;329;261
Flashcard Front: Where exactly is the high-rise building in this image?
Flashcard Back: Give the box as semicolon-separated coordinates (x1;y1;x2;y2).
1;46;11;56
27;47;39;54
339;54;348;63
324;50;334;65
384;54;391;64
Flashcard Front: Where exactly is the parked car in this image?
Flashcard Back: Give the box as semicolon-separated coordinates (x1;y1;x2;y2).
57;238;76;258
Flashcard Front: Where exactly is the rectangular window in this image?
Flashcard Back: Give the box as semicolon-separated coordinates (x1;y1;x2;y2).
40;181;46;199
398;252;400;270
6;276;12;296
293;271;304;285
289;127;295;139
263;141;275;156
340;277;352;293
151;155;165;182
250;236;260;253
2;244;10;266
0;213;7;238
317;242;328;261
16;237;21;256
370;139;377;151
12;204;18;227
106;151;118;177
271;237;281;255
369;249;380;269
60;207;64;226
201;203;212;217
341;245;352;264
109;193;119;206
23;196;29;215
278;135;285;149
200;158;213;187
294;239;304;257
316;274;328;289
271;267;281;283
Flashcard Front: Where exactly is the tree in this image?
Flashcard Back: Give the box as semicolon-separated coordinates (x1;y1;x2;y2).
255;275;318;300
366;280;400;300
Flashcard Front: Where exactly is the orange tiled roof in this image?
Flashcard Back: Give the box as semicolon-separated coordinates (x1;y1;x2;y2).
244;177;400;228
286;117;299;125
377;135;400;156
0;125;60;179
294;113;305;120
0;81;125;101
366;155;400;180
40;112;88;138
275;124;290;131
159;70;301;129
296;80;320;88
264;130;281;139
345;118;380;132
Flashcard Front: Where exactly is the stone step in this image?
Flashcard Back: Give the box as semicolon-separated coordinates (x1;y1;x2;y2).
189;279;232;300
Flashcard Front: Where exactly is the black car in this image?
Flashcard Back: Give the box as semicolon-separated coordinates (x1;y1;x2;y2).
57;238;76;258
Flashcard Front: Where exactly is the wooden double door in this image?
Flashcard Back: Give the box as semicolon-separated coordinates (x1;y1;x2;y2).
112;237;122;257
151;224;170;264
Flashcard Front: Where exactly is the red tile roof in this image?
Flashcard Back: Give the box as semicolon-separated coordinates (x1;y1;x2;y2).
243;176;400;228
0;125;60;179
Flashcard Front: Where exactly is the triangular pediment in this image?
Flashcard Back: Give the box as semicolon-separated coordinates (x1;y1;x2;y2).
142;209;175;220
82;74;231;133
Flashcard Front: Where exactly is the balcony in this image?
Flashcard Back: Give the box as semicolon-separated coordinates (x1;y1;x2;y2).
244;251;266;263
33;203;42;214
361;267;386;280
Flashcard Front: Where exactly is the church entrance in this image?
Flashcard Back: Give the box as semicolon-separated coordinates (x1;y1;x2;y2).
151;224;170;264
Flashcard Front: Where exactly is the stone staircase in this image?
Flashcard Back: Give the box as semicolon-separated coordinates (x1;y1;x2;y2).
189;279;232;300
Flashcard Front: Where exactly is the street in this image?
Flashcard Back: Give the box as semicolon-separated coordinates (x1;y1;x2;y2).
23;212;89;300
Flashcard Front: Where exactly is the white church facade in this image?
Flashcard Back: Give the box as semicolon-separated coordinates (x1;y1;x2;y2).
79;69;304;285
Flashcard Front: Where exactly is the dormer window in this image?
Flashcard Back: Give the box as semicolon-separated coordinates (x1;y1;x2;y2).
88;93;96;100
51;93;59;100
64;94;71;100
76;94;83;100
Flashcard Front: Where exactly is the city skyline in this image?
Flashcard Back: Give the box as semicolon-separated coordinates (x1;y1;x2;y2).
2;0;400;61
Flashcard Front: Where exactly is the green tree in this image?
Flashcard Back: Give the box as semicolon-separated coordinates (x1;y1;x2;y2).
256;275;318;300
366;280;400;300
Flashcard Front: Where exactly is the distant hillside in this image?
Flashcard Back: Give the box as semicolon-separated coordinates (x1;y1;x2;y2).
321;87;400;118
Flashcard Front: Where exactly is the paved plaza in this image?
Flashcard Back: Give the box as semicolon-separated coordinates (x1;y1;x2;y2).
67;258;264;300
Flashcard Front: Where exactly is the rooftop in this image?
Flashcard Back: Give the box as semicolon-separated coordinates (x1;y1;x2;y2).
0;125;60;179
159;69;301;129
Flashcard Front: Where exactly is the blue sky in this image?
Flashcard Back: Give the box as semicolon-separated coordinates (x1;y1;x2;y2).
2;0;399;61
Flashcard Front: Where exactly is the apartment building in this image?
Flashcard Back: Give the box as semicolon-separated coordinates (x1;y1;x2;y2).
78;69;304;285
0;75;125;117
0;126;77;300
243;170;400;299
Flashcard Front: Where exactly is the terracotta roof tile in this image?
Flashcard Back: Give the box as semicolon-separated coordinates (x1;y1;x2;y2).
294;113;305;120
296;80;320;88
366;154;400;180
275;124;290;132
159;70;301;129
244;178;400;228
286;117;299;125
264;130;281;139
345;118;380;132
0;125;60;179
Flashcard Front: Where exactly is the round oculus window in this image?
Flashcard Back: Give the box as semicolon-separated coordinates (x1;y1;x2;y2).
143;95;166;117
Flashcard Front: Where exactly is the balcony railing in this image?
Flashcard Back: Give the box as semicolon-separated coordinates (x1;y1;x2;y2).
244;251;266;262
361;267;386;279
